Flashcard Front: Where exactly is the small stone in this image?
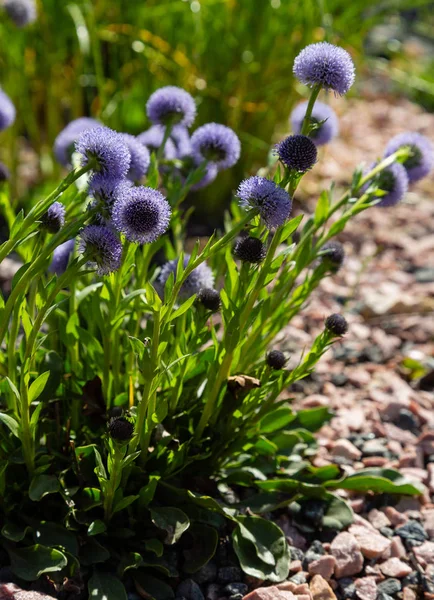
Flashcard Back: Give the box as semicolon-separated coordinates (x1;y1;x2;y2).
368;509;391;530
0;585;57;600
289;560;302;572
217;568;243;584
362;440;387;457
414;541;434;567
206;584;221;600
289;572;307;585
390;536;407;558
290;547;305;562
331;439;362;461
308;555;337;580
402;572;419;588
348;525;391;559
310;574;337;600
377;578;402;595
384;507;408;527
354;576;377;600
177;580;205;600
242;587;297;600
395;409;419;431
338;578;357;599
380;527;395;539
193;561;218;584
396;520;428;543
403;588;417;600
376;594;394;600
331;532;364;578
379;558;412;578
222;584;247;597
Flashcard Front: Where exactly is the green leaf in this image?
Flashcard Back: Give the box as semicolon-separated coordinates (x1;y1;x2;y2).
118;552;144;576
10;209;24;238
144;538;164;557
88;571;127;600
321;494;354;530
93;447;107;480
134;571;174;600
169;293;197;321
80;538;110;565
80;487;103;511
0;411;20;438
28;371;50;403
314;190;330;226
8;544;67;581
29;475;60;501
328;468;424;496
4;377;20;403
183;523;219;574
88;520;107;536
259;406;295;434
113;494;139;514
232;516;290;582
2;521;32;542
150;506;190;545
128;336;146;360
29;402;44;438
33;522;78;555
138;475;160;509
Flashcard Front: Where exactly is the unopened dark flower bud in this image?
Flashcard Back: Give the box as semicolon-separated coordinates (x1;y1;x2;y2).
324;313;348;336
108;416;134;441
233;236;266;264
275;134;317;173
320;241;345;272
197;288;221;312
266;350;287;370
40;201;66;233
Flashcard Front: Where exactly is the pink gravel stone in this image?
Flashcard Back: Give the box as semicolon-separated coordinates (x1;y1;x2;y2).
379;558;413;577
368;509;391;530
289;560;302;572
390;536;407;559
362;457;389;467
423;508;434;538
242;586;297;600
403;589;417;600
276;582;310;595
384;506;408;526
418;431;434;456
308;555;337;580
0;586;57;600
309;574;337;600
330;532;364;578
331;439;362;461
348;525;392;559
354;577;377;600
414;541;434;567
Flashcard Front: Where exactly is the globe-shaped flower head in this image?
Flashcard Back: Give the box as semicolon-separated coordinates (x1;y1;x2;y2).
294;42;355;96
4;0;36;27
191;123;241;170
119;134;151;182
237;176;292;229
291;101;339;146
157;255;215;300
49;239;75;276
54;117;100;167
137;126;177;160
112;186;171;244
89;175;133;210
0;90;16;131
275;135;318;173
171;126;192;158
75;127;131;180
40;201;66;234
384;132;434;183
147;86;197;128
363;162;409;207
79;225;122;276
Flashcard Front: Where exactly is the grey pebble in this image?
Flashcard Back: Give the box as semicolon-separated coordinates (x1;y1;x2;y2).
177;579;205;600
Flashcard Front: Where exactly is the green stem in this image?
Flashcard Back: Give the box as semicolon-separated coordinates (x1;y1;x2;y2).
103;444;124;521
301;84;322;136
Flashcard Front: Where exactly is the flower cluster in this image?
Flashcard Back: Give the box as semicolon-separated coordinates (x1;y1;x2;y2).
237;176;292;229
4;0;36;27
156;255;215;300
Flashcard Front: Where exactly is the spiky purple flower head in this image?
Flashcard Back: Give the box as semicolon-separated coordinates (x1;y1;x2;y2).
293;42;355;96
275;134;317;173
191;123;241;170
49;239;75;275
79;225;122;275
53;117;100;167
89;174;133;209
4;0;36;27
237;176;292;229
147;86;196;128
362;161;409;207
157;255;215;300
291;101;339;146
112;186;171;244
171;126;192;158
0;162;10;182
384;132;434;183
75;127;131;180
0;90;16;131
137;125;177;160
119;134;151;182
40;201;66;233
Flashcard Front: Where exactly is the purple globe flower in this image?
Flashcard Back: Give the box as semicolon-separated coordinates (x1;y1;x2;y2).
147;86;196;128
191;163;218;191
137;125;177;160
362;162;409;207
237;176;292;229
171;126;192;158
79;225;123;275
384;132;434;183
54;117;100;167
290;101;339;146
49;239;75;275
89;174;133;214
4;0;36;27
156;255;215;300
40;201;66;233
0;90;16;131
191;123;241;170
293;42;355;96
0;162;10;182
120;134;151;182
75;127;131;180
275;134;318;173
112;186;171;244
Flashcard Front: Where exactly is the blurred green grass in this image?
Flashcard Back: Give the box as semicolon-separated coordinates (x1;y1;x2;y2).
0;0;428;223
